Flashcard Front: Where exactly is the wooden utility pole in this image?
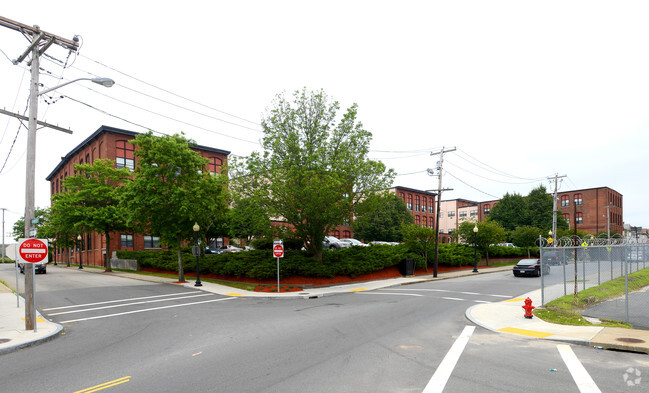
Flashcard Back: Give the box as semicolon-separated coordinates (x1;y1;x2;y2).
547;173;566;240
431;146;456;278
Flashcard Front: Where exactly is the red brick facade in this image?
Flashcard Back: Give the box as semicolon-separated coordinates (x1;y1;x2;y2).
46;126;229;267
556;187;623;235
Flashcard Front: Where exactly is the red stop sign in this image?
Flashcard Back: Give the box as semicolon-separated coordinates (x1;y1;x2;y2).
273;244;284;258
19;239;48;263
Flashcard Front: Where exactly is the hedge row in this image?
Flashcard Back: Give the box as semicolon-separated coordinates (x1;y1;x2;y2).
117;242;485;280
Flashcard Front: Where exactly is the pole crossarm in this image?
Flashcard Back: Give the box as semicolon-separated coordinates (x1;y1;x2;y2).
0;16;79;55
0;108;73;134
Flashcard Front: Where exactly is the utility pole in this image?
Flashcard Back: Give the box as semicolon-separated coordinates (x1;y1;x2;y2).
430;146;456;278
547;173;566;241
1;208;5;263
1;16;79;331
0;16;79;239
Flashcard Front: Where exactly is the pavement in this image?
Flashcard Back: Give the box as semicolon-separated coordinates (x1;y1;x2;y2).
1;264;648;356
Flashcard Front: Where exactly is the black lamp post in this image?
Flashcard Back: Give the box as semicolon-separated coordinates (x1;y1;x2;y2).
193;222;202;287
472;224;479;273
77;234;83;269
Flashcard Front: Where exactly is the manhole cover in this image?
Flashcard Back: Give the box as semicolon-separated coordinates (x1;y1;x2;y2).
616;337;646;344
0;338;11;344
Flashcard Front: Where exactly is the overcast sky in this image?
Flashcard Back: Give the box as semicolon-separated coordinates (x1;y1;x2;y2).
1;1;648;236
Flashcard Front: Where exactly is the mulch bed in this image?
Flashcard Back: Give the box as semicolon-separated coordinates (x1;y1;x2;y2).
140;264;492;292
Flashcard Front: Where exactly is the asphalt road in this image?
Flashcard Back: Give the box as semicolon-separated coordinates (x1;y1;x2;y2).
0;264;647;392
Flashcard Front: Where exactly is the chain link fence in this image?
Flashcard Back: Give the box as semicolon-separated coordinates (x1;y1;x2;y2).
539;236;649;328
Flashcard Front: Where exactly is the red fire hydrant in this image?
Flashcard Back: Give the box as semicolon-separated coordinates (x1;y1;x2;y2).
522;297;535;319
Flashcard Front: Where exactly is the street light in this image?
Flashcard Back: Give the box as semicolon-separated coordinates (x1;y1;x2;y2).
24;72;115;239
77;234;83;269
473;224;479;273
193;222;202;287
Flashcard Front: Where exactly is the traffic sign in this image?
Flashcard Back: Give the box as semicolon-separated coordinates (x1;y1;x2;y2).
18;238;48;263
273;243;284;258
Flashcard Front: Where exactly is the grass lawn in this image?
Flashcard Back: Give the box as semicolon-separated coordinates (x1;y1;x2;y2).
536;267;649;328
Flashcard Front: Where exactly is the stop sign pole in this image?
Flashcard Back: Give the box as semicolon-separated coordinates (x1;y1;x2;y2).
18;238;48;331
273;239;284;293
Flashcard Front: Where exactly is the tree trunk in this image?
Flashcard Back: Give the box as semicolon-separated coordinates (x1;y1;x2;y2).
104;231;112;272
177;234;185;282
66;247;70;267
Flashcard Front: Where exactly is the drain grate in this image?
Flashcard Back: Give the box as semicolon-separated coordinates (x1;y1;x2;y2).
616;337;646;344
0;338;11;344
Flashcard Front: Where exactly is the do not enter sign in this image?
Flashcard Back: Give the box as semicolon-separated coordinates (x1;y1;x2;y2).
273;244;284;258
19;238;49;263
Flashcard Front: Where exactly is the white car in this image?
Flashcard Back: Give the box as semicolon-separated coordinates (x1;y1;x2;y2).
219;245;243;253
323;236;350;250
339;238;368;247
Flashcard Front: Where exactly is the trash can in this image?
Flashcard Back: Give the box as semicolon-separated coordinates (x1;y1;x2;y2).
399;258;415;276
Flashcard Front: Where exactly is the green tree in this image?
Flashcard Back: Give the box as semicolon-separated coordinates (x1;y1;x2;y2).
231;88;394;260
227;196;273;245
510;226;543;257
401;223;436;272
457;221;506;265
53;159;132;271
486;192;526;231
12;207;49;241
353;192;413;242
121;132;229;282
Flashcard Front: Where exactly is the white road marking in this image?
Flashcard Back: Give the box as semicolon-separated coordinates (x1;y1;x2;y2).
557;344;602;393
422;325;475;393
384;288;510;297
59;297;237;324
357;292;424;297
441;297;464;301
43;292;204;311
48;293;215;316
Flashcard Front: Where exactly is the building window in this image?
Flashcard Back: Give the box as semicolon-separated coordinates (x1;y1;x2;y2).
429;205;435;214
448;211;455;218
206;156;223;175
85;153;90;165
483;204;490;215
470;210;477;217
144;235;161;249
423;216;427;227
459;211;467;218
407;195;413;210
415;216;420;225
574;193;582;206
576;212;583;225
563;213;570;223
399;192;405;202
120;234;134;248
342;230;351;239
561;195;569;207
414;195;420;212
116;140;135;171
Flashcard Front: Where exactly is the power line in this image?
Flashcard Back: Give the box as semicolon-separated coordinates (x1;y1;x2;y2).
445;170;500;199
445;158;545;185
456;148;543;181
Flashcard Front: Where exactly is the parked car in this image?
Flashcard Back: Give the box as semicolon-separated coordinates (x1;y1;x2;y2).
219;245;243;253
18;261;47;274
497;243;516;248
627;250;644;261
543;250;566;266
339;238;368;247
323;236;349;250
513;258;549;277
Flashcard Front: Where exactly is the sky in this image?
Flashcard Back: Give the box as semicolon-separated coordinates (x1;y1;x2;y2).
1;1;648;237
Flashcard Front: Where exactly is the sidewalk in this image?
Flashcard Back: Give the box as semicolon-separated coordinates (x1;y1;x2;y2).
2;264;648;355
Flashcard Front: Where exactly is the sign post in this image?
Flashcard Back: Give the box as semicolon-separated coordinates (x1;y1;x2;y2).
18;238;48;331
273;239;284;293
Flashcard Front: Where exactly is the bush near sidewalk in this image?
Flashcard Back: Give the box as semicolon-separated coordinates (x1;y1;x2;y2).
117;243;482;280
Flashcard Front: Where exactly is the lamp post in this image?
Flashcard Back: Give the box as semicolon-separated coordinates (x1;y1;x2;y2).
193;222;202;287
77;234;83;269
472;224;479;273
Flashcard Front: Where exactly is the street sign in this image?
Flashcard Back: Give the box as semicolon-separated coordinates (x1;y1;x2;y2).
273;243;284;258
18;238;48;263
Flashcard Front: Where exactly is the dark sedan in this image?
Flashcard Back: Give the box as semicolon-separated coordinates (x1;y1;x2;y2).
513;258;549;277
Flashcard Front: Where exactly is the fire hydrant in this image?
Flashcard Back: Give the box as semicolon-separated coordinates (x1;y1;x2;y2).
522;297;535;319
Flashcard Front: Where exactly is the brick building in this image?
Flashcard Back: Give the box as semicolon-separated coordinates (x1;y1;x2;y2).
556;187;623;236
45;125;229;267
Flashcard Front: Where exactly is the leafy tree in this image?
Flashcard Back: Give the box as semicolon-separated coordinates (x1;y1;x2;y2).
511;226;543;257
121;132;229;282
456;220;506;265
52;159;132;271
401;223;436;272
227;196;273;245
486;192;526;231
353;192;413;242
231;88;394;260
12;207;49;241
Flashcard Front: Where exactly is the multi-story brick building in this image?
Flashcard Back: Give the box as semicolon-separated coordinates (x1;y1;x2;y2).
45;125;229;267
556;187;623;236
438;199;479;240
390;186;437;228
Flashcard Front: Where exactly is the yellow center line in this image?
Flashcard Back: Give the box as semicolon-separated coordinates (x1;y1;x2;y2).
349;288;368;292
74;376;131;393
504;298;525;302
